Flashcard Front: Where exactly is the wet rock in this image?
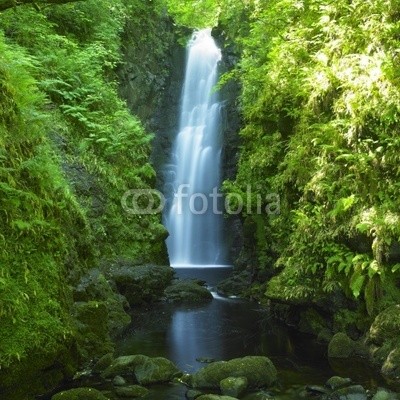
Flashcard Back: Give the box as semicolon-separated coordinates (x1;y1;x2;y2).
73;269;131;338
51;387;108;400
306;385;330;395
369;305;400;346
108;264;174;306
220;376;248;397
191;356;277;389
102;354;181;384
164;279;213;303
93;353;114;373
216;271;252;297
298;309;329;336
135;356;182;385
186;389;204;399
324;384;367;400
328;333;356;358
196;396;239;400
381;348;400;382
112;375;126;386
114;385;149;398
372;388;399;400
73;301;113;359
325;376;353;390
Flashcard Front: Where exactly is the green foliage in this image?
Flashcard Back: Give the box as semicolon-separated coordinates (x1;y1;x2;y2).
0;0;169;369
216;0;400;311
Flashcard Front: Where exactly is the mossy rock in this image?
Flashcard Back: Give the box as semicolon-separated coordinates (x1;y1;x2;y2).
216;271;252;297
298;308;329;336
73;269;131;339
381;348;400;383
220;376;248;397
51;387;108;400
164;280;213;303
328;333;355;358
107;264;174;306
325;384;367;400
369;305;400;346
191;356;277;389
73;301;113;359
102;354;181;384
372;388;399;400
114;385;149;398
326;376;352;390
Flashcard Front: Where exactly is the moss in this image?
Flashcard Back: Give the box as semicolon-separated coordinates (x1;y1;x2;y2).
51;387;108;400
328;333;356;359
191;356;277;389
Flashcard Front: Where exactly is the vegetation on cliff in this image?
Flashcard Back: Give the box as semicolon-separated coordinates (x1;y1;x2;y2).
0;0;169;377
168;0;400;319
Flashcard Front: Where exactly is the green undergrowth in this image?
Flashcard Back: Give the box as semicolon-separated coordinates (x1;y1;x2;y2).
0;0;168;371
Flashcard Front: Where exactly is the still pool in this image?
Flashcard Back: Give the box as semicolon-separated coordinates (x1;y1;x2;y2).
114;268;382;399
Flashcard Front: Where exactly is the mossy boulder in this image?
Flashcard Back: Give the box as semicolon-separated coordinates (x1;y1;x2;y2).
381;348;400;383
164;279;213;303
298;308;329;336
325;384;367;400
369;305;400;346
51;387;108;400
114;385;149;398
73;269;131;339
191;356;277;389
73;301;113;359
372;388;399;400
326;376;352;390
328;333;356;358
220;376;248;397
216;271;252;297
107;264;174;306
102;354;181;384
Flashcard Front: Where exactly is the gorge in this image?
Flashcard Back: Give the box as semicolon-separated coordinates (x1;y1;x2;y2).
0;0;400;399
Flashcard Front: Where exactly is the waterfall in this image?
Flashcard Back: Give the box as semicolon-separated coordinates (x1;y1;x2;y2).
163;29;227;267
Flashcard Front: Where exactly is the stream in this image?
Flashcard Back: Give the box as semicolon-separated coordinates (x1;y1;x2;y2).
114;268;383;399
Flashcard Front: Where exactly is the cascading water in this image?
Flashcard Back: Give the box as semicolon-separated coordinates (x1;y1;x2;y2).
163;29;227;267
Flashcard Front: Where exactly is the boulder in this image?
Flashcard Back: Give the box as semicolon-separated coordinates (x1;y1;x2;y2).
325;385;367;400
107;264;174;306
51;387;108;400
73;269;131;338
164;279;213;303
372;388;399;400
191;356;277;389
112;375;126;386
216;271;252;297
114;385;149;398
326;376;352;390
186;389;204;399
135;356;182;385
381;348;400;382
102;354;181;384
369;305;400;346
328;333;355;358
93;353;114;373
220;376;248;397
73;301;113;359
